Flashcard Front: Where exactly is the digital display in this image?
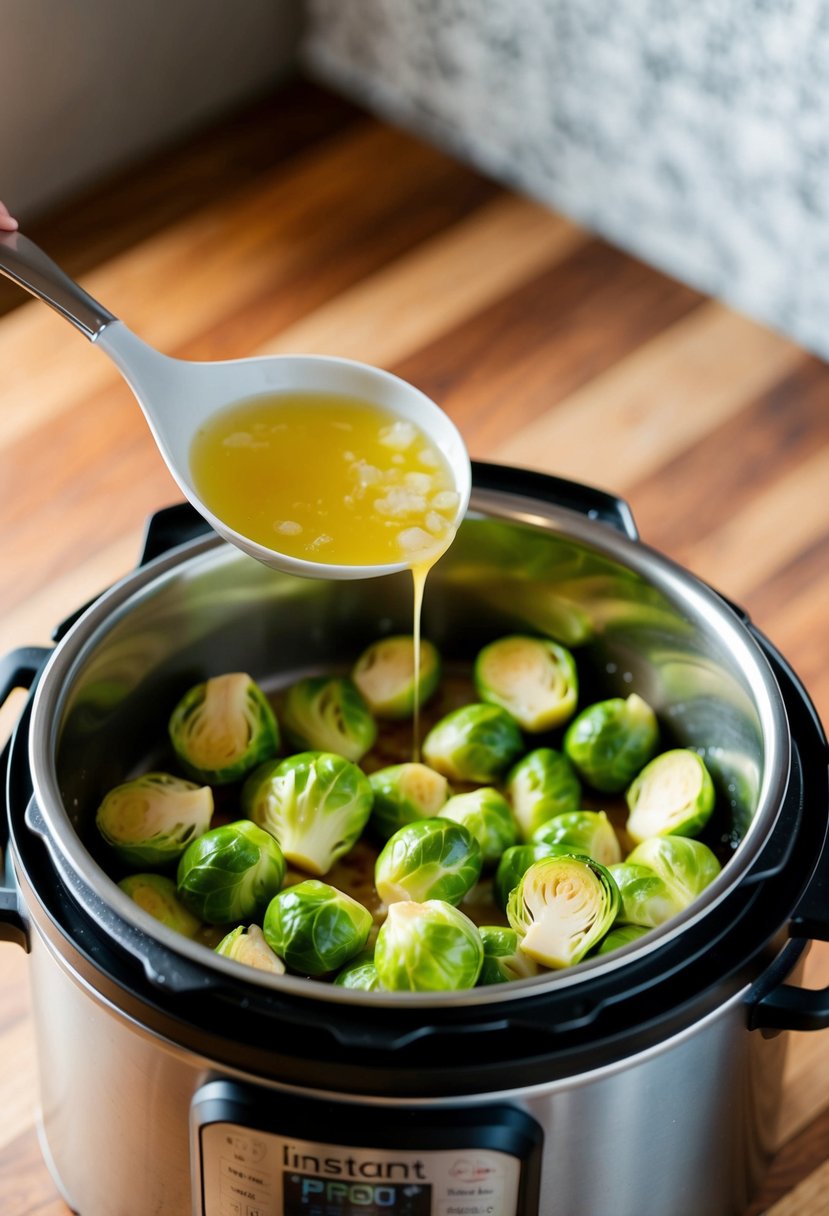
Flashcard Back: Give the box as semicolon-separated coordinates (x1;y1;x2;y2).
283;1172;432;1215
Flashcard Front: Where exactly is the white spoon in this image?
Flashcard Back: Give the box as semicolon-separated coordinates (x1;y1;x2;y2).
0;230;471;579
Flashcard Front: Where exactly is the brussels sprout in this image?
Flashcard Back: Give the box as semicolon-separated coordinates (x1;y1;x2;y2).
505;748;581;841
595;922;650;956
494;842;586;911
263;879;372;975
626;835;721;906
507;855;620;969
375;818;482;906
369;762;450;840
608;862;687;928
243;751;373;877
281;675;377;763
352;634;442;719
96;772;213;868
374;899;484;991
533;810;622;866
333;950;383;991
564;693;659;793
438;787;518;866
177;820;286;925
168;673;279;784
215;924;286;974
422;703;524;784
118;873;202;938
625;748;716;844
477;925;541;985
474;634;578;732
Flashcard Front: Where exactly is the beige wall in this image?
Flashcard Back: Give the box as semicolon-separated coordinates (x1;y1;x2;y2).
1;0;303;218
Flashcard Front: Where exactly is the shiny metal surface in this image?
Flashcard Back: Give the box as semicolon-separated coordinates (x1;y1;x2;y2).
0;230;115;340
26;483;790;1004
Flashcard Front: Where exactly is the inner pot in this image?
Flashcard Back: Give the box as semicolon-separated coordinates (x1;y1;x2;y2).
27;466;790;1006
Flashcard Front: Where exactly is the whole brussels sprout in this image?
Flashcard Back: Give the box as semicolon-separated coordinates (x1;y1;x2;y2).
474;634;578;732
281;675;376;763
168;672;279;785
564;693;659;793
438;787;518;866
118;873;202;938
422;703;524;784
375;818;482;906
176;820;286;924
533;810;622;866
215;923;286;974
507;855;620;969
96;772;213;868
494;842;585;911
263;879;372;976
369;762;450;840
352;634;441;719
505;748;581;841
374;899;484;991
608;862;687;928
595;922;650;956
477;925;541;985
243;751;373;877
333;950;383;991
625;748;716;844
626;835;721;907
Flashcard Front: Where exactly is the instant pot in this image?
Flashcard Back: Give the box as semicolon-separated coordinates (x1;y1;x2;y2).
2;464;828;1216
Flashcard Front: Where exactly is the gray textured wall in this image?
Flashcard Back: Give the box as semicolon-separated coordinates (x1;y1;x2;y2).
304;0;829;360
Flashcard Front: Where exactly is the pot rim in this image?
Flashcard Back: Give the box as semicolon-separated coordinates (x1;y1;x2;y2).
26;483;792;1009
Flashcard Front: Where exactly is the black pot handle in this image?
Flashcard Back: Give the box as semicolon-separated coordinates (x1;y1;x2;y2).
138;501;213;567
471;461;639;541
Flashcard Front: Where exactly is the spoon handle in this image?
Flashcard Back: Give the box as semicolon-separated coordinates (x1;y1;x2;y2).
0;230;116;341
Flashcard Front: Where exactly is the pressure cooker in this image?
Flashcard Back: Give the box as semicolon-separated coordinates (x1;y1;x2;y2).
2;464;828;1216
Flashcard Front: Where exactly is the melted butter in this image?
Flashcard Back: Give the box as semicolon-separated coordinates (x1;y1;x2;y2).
191;391;464;760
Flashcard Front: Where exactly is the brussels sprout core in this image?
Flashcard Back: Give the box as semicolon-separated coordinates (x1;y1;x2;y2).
281;676;376;762
474;635;578;732
352;635;441;719
375;818;482;906
119;873;202;938
216;924;286;974
625;748;716;844
96;772;213;867
374;900;484;991
507;855;619;969
168;672;279;785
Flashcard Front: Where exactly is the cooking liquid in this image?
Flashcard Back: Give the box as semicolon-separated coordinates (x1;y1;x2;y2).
190;391;463;755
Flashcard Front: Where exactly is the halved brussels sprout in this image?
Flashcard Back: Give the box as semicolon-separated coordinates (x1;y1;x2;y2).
243;751;373;877
369;762;449;840
118;873;202;938
473;634;578;732
507;855;620;969
532;810;622;866
595;922;650;956
422;703;524;784
625;748;716;844
215;924;286;974
168;673;279;784
352;634;441;720
626;835;721;906
494;842;586;911
438;787;518;866
477;925;541;985
374;899;484;991
564;693;659;793
281;675;377;763
177;820;286;925
505;748;581;841
263;879;372;975
96;772;213;868
375;818;482;906
333;950;383;991
608;862;687;928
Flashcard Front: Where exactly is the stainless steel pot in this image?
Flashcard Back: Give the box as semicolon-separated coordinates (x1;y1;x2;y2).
2;465;828;1216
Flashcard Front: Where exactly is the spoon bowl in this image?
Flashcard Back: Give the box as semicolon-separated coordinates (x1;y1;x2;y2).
0;231;471;579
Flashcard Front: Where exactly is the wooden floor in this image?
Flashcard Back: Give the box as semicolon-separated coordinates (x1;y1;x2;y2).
1;78;828;1214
